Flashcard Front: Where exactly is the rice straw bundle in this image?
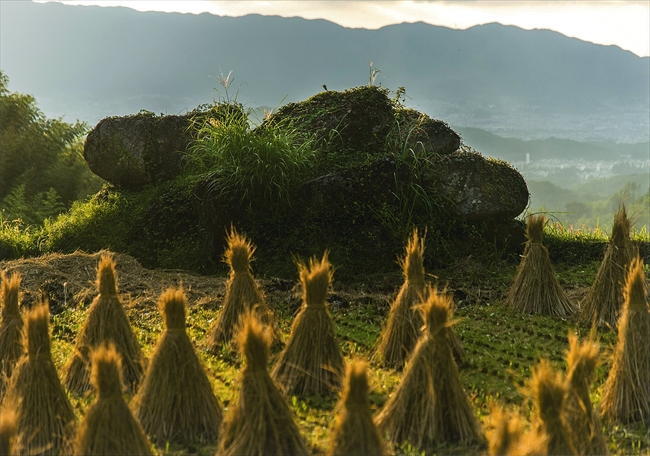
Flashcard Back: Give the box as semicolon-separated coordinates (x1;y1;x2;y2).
328;360;385;456
528;359;576;456
272;253;344;396
73;344;153;456
376;229;426;369
376;287;481;452
133;288;222;446
207;228;277;350
581;206;637;328
600;257;650;424
485;405;545;456
217;313;308;456
6;300;75;456
0;272;23;397
563;333;608;455
65;254;144;394
507;215;574;316
0;402;17;456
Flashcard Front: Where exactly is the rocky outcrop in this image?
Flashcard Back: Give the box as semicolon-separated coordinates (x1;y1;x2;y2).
435;151;528;220
75;86;530;274
84;104;243;189
262;86;460;158
84;112;194;189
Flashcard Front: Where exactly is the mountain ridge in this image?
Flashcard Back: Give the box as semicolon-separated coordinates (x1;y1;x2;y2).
2;1;648;142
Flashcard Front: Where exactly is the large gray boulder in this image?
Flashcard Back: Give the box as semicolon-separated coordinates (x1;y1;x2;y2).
436;150;528;219
84;112;194;189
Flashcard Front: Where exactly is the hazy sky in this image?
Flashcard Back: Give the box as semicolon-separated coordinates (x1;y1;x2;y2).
45;1;650;56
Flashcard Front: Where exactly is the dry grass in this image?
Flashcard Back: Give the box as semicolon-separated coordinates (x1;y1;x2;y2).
563;333;608;455
0;402;17;456
73;344;153;456
0;272;23;398
528;359;576;456
217;313;308;456
328;359;385;456
485;405;546;456
133;288;222;446
272;252;344;396
6;300;75;456
581;206;638;328
207;228;277;350
507;215;574;316
376;229;426;369
64;254;144;394
375;286;482;452
600;256;650;425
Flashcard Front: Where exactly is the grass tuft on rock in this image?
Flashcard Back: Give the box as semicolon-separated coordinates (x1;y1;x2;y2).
376;286;482;452
6;300;75;456
217;313;308;456
0;271;23;397
73;344;153;456
133;287;222;446
600;256;650;425
581;206;638;328
272;252;344;396
328;359;385;456
376;229;426;369
528;359;576;455
64;254;144;394
207;228;276;350
563;333;608;455
507;215;574;316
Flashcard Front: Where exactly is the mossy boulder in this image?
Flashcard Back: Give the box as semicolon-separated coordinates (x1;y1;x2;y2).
84;105;244;189
57;86;530;276
262;86;460;160
84;112;192;189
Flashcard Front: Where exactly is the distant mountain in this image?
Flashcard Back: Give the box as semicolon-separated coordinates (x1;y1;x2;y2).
457;127;650;162
1;1;649;142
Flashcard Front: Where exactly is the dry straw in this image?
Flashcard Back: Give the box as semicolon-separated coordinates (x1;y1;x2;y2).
73;344;153;456
6;300;75;456
581;206;637;328
376;286;481;452
563;333;608;455
528;359;576;456
507;215;574;316
0;402;17;456
328;360;385;456
0;272;23;397
272;252;344;396
600;256;650;424
217;313;308;456
376;229;426;369
485;405;545;456
207;228;277;350
65;254;144;394
133;287;222;446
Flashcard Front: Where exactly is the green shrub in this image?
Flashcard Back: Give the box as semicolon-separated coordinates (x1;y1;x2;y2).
39;190;133;254
186;107;317;207
0;218;37;259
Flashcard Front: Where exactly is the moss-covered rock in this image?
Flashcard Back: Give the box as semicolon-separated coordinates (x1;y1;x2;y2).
83;105;244;189
47;86;534;276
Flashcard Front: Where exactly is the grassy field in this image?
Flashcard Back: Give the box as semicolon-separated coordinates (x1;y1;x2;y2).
2;248;647;455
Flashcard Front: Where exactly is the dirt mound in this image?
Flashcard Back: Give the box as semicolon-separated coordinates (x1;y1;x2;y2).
0;250;225;314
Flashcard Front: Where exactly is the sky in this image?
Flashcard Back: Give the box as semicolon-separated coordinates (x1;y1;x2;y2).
43;1;650;57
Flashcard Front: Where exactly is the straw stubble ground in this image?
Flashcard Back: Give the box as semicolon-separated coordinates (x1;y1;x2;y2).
1;250;648;455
